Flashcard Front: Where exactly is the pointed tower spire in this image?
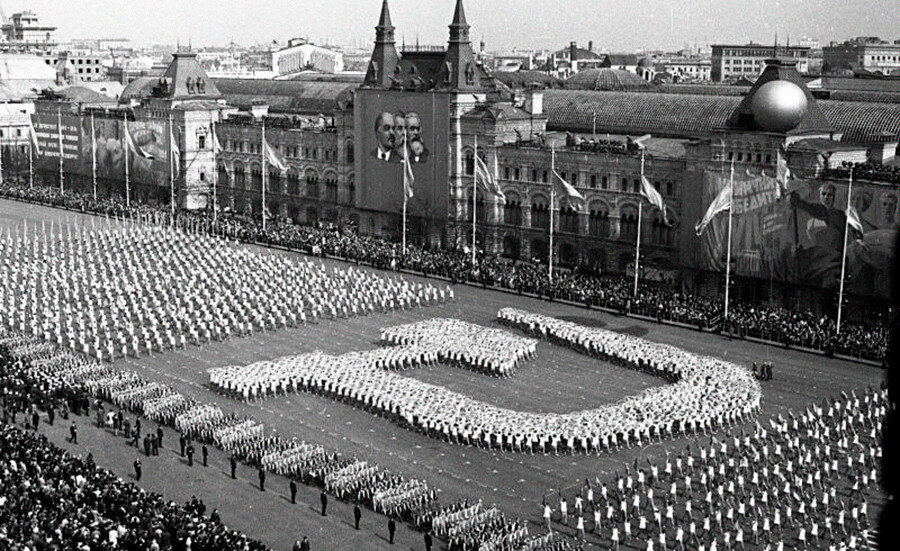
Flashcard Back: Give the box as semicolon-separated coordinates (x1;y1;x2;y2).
449;0;470;44
441;0;480;90
365;0;400;88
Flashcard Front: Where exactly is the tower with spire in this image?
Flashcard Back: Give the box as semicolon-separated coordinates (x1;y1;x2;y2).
363;0;399;88
439;0;481;90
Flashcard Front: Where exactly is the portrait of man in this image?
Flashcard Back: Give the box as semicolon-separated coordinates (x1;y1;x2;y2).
392;111;407;162
405;111;429;163
881;192;897;226
371;112;395;161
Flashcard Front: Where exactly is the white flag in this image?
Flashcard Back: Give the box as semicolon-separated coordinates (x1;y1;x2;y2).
695;182;732;236
640;175;668;224
552;170;584;210
402;146;414;199
28;121;42;155
264;139;287;171
474;154;504;200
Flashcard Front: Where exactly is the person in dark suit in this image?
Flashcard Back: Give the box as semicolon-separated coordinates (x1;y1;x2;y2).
230;455;237;479
258;467;266;491
133;458;142;481
156;426;164;448
290;479;297;504
299;536;310;551
320;491;328;516
353;504;361;529
202;444;208;466
424;531;433;551
388;517;396;544
371;112;395;161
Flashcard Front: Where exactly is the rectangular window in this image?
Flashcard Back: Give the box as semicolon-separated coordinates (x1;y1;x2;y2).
504;167;510;179
514;168;520;180
601;176;608;189
542;171;548;183
590;174;596;188
531;169;537;182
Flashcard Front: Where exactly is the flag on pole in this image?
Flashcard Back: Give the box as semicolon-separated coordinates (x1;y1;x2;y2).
846;204;864;236
170;128;180;178
125;125;154;159
551;169;584;209
402;145;414;199
263;139;286;171
695;182;732;236
474;154;504;199
775;148;791;199
212;127;222;154
640;175;669;224
27;121;41;155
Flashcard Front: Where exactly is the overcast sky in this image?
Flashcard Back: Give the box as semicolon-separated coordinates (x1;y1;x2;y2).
10;0;899;52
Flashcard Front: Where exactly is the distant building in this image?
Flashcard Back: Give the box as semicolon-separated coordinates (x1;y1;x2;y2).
546;42;603;78
600;54;639;73
823;37;900;75
52;51;107;85
711;44;810;82
659;59;711;82
0;53;57;99
0;10;56;52
272;39;345;75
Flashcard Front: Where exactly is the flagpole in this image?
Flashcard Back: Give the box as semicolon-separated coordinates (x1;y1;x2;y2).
549;145;555;281
634;150;645;296
261;121;267;233
90;111;97;200
57;106;64;193
28;124;33;189
724;158;735;321
168;113;175;226
472;135;477;265
836;168;853;334
123;112;130;208
401;127;408;255
211;117;217;225
0;114;5;185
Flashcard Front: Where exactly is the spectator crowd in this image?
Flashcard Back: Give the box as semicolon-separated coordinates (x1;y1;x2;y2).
0;179;886;364
0;332;580;551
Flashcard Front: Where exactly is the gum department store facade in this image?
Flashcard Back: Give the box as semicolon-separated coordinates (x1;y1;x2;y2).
27;0;900;304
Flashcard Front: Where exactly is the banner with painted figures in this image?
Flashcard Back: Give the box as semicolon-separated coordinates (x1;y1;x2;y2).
699;169;896;298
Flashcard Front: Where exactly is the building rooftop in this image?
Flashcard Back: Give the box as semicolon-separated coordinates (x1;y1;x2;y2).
543;89;900;143
211;78;356;115
565;68;655;91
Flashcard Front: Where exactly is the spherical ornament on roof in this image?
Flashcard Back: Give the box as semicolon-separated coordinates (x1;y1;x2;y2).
750;80;808;132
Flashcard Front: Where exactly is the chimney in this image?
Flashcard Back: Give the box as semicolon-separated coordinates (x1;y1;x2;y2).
524;87;543;116
588;40;593;52
569;41;577;61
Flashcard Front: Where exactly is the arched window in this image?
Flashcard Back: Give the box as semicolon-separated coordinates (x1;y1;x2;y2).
217;163;229;187
325;174;338;202
560;206;579;234
589;207;610;237
305;171;319;198
347;173;355;204
531;201;549;229
619;208;637;242
234;162;246;188
464;150;475;176
250;163;262;191
468;189;485;223
503;196;521;226
287;170;300;195
346;142;354;163
268;168;282;194
502;235;520;260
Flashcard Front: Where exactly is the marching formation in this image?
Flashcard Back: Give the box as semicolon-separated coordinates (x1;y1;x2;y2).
209;310;759;454
0;221;450;362
381;319;537;376
551;387;885;551
0;333;576;551
498;308;762;450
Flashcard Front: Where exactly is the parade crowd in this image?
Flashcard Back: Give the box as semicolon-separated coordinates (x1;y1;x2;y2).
0;334;579;551
548;386;885;551
0;220;449;363
0;179;886;363
209;310;760;455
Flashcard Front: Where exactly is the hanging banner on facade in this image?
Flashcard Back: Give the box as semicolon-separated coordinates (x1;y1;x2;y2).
699;169;896;298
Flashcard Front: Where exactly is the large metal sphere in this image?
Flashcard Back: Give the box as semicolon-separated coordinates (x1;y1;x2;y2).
750;80;808;132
